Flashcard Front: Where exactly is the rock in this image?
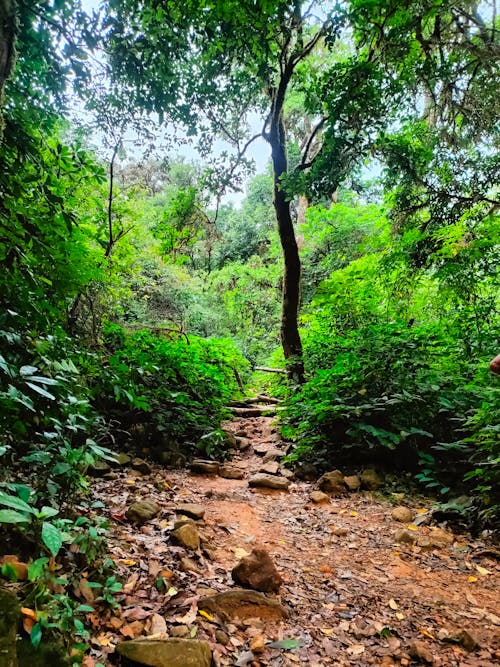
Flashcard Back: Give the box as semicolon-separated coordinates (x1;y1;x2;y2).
126;500;161;524
88;460;111;477
179;557;200;574
344;475;361;491
417;527;454;550
456;629;479;651
248;474;290;491
0;587;19;667
392;506;414;523
190;460;220;475
169;625;190;638
171;523;200;550
232;548;282;592
115;638;212;666
235;430;248;437
317;470;346;496
235;437;251;451
223;430;237;447
259;461;280;475
174;516;196;530
250;634;266;654
408;640;434;664
131;458;152;475
262;449;284;463
294;462;318;481
215;630;229;646
360;468;383;491
330;526;349;536
253;444;271;456
309;491;330;504
395;529;417;545
280;468;295;479
112;452;132;467
219;465;245;480
198;589;287;621
175;504;205;520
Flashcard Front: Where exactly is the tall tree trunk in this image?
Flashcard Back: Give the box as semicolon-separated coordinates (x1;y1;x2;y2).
269;113;305;385
0;0;16;135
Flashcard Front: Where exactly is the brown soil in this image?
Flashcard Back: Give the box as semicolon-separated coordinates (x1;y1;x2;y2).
84;415;500;666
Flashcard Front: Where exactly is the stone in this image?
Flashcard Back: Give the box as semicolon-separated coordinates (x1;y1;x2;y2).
250;634;266;654
317;470;346;496
175;504;205;520
235;437;251;451
248;474;290;490
280;468;295;479
174;517;196;530
219;465;245;480
198;589;287;622
0;587;19;667
294;462;318;481
190;459;220;475
309;491;330;504
235;430;247;437
126;500;161;524
344;475;361;491
131;458;152;475
360;468;383;491
456;629;479;651
408;640;434;664
232;548;282;593
87;460;111;477
169;625;190;638
179;557;200;574
171;523;200;550
113;452;132;467
215;630;229;646
417;527;453;549
223;430;237;447
394;529;417;545
115;638;212;667
262;449;284;463
259;462;280;475
392;506;414;523
330;526;348;536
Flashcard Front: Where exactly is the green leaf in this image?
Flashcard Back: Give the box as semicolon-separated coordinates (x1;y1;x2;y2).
25;382;56;400
38;506;59;519
0;509;31;524
0;491;36;514
30;623;43;648
28;558;49;581
268;639;300;650
41;522;63;556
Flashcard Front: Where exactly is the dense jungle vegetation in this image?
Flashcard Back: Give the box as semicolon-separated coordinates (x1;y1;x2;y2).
0;0;498;660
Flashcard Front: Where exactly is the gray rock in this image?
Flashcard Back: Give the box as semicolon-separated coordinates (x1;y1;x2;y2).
115;638;212;666
190;460;220;475
126;500;161;524
0;587;19;667
219;465;245;480
175;504;205;520
248;474;290;490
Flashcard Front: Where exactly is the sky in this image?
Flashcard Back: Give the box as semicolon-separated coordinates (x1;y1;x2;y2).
78;0;271;205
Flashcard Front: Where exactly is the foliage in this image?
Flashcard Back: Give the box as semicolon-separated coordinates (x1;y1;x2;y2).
90;324;250;458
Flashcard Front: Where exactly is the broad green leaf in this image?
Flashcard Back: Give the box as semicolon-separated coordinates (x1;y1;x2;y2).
30;623;43;648
41;522;63;556
38;506;59;519
0;509;31;524
0;491;36;514
28;558;49;581
268;639;300;650
25;382;56;400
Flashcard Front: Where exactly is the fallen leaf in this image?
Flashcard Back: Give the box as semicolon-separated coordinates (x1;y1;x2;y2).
22;616;36;634
475;565;490;576
419;627;435;640
407;524;418;531
167;586;178;597
396;612;405;621
468;575;478;583
388;599;399;610
147;613;167;636
198;610;214;621
319;565;334;574
347;644;365;655
320;628;334;636
20;607;38;621
268;638;300;650
350;511;358;517
233;547;251;559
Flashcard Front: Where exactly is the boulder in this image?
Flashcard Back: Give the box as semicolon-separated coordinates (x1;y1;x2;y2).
248;474;290;491
317;470;346;496
126;500;161;524
175;504;205;520
360;468;383;491
394;529;417;545
262;449;285;463
198;589;287;622
259;461;280;475
112;452;132;467
232;548;282;592
0;587;19;667
391;506;414;523
309;490;330;504
294;462;318;481
219;465;245;480
171;523;200;550
115;638;212;667
235;437;251;451
87;460;111;477
344;475;361;491
190;460;220;475
131;458;152;475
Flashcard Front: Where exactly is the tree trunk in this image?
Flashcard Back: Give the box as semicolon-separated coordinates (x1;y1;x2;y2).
0;0;16;134
269;113;305;385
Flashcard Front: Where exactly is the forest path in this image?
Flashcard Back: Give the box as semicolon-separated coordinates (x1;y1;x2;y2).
86;414;499;667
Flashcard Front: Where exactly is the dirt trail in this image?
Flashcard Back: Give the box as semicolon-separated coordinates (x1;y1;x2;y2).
86;414;499;666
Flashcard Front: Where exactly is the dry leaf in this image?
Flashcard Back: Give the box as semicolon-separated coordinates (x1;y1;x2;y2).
233;547;250;559
388;599;399;610
147;613;167;635
350;511;358;517
119;559;137;566
407;524;418;531
475;565;490;576
347;644;365;656
468;575;478;583
198;610;214;621
22;616;36;634
123;573;139;594
20;607;38;621
419;627;435;640
396;612;405;621
320;628;334;636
